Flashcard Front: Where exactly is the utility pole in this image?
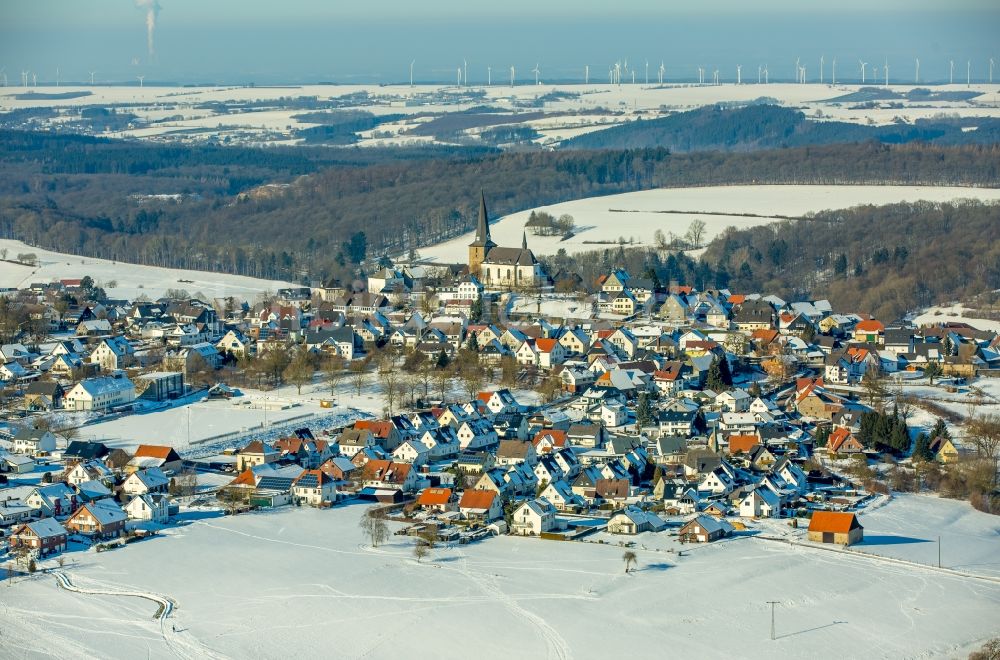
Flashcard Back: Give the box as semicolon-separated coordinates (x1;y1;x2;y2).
767;601;780;640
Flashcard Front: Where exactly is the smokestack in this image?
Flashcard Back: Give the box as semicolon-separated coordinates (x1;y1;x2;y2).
135;0;161;59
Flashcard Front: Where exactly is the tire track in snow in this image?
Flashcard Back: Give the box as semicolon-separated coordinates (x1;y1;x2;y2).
54;571;226;660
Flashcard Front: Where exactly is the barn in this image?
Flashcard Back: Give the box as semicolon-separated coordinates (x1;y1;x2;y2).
807;511;863;546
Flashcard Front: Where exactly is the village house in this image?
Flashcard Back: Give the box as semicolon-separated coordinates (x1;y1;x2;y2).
511;498;557;536
121;467;170;496
291;469;339;506
63;374;136;412
9;518;68;557
124;493;170;523
808;511;863;546
65;499;127;539
458;489;503;522
415;487;457;513
679;514;734;543
12;427;57;455
607;506;668;535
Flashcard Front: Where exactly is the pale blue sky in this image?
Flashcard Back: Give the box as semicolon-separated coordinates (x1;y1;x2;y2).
1;1;997;84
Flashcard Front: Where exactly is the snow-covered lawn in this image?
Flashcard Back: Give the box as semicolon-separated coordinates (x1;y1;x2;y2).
0;238;294;300
416;185;1000;263
851;494;1000;576
4;493;999;660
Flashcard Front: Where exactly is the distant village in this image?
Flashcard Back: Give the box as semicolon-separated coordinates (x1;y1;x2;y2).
1;194;998;569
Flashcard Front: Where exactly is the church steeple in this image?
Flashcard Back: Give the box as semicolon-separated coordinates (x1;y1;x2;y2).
468;190;496;273
521;231;528;250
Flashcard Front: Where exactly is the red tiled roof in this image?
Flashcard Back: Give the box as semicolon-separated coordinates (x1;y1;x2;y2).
808;511;860;534
459;489;497;510
532;430;567;448
133;445;175;460
728;435;759;454
855;320;884;333
417;488;452;505
536;338;559;353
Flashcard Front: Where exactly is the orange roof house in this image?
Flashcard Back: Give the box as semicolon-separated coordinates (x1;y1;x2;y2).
807;511;863;545
458;489;502;521
727;435;760;454
416;487;453;508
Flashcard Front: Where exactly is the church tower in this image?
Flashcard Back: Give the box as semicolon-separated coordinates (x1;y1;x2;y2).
468;190;496;273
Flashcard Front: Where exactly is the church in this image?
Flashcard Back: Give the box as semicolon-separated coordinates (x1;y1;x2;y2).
468;192;545;290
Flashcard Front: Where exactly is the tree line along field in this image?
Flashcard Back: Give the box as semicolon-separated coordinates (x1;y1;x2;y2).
0;127;996;287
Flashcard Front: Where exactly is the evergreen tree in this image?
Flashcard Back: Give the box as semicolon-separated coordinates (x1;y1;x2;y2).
436;349;450;370
913;433;933;461
636;393;654;429
706;357;726;391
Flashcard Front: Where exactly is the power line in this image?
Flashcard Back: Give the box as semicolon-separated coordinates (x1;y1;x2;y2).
767;601;780;640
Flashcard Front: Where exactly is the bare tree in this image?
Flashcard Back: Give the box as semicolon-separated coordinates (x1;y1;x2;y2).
350;361;368;396
967;413;1000;487
284;352;315;395
413;540;429;563
359;506;390;548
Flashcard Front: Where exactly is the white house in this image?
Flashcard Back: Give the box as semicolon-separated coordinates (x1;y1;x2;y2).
511;498;557;536
291;470;339;506
12;428;57;455
607;506;668;535
64;374;136;412
89;337;134;372
124;493;170;523
739;488;781;519
121;468;170;496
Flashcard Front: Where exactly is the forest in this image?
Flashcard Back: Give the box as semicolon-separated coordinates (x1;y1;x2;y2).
547;199;1000;321
0;125;997;296
561;104;1000;151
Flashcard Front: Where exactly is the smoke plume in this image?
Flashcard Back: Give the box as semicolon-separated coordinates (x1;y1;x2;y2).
135;0;161;59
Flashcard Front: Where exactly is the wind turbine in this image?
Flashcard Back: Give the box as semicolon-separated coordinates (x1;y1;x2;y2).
532;63;540;86
21;70;28;87
510;65;515;87
990;58;994;84
615;61;621;85
32;72;36;87
884;58;889;86
915;58;919;84
713;68;719;85
659;61;664;85
967;60;971;86
645;60;649;85
859;60;867;84
799;65;806;83
697;66;704;84
456;67;462;86
736;64;742;84
832;58;836;85
631;70;635;85
950;59;954;84
463;59;468;86
89;70;96;85
488;66;492;86
409;60;414;87
757;65;762;84
585;64;589;84
764;65;769;84
55;67;59;86
137;74;144;88
820;55;824;84
795;57;800;83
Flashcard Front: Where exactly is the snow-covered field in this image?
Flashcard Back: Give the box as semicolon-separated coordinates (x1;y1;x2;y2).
0;238;294;300
912;303;1000;333
3;82;998;146
3;494;999;660
418;185;1000;263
